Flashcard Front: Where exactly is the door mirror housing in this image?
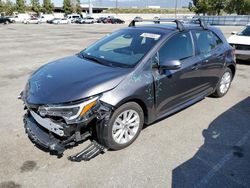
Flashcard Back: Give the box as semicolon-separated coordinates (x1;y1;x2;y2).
159;60;182;70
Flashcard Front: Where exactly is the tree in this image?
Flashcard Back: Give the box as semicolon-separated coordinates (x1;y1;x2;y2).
31;0;40;14
63;0;73;15
0;0;4;13
4;0;16;15
16;0;25;13
75;0;82;14
209;0;225;15
224;0;235;14
42;0;53;13
224;0;250;14
189;0;210;15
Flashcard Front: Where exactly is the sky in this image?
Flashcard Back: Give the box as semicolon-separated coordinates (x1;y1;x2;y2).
26;0;191;8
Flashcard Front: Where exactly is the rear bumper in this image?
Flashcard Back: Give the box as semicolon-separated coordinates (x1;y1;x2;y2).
24;114;66;154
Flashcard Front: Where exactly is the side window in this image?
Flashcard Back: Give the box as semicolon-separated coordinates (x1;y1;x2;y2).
194;30;222;54
158;32;194;62
212;32;223;46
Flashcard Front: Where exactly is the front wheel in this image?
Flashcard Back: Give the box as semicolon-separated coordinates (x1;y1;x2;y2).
212;68;232;98
96;102;144;150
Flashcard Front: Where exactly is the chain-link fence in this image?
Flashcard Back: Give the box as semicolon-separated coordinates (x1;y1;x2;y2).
196;15;250;26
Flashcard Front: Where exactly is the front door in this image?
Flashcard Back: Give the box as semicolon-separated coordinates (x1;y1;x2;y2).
152;31;203;117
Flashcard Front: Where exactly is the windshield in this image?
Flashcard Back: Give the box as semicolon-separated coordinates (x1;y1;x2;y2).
238;26;250;36
81;29;162;68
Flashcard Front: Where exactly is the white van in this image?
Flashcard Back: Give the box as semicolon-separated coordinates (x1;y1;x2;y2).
67;14;82;23
10;14;30;23
39;14;54;23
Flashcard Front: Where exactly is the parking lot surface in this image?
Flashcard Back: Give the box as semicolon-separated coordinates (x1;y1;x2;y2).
0;24;249;188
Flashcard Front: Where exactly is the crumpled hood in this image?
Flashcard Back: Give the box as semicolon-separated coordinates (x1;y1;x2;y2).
23;55;131;104
227;34;250;45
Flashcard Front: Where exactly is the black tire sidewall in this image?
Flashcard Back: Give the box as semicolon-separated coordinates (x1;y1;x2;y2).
98;102;144;150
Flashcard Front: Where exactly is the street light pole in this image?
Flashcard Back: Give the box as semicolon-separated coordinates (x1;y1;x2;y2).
89;0;93;16
115;0;118;15
175;0;178;19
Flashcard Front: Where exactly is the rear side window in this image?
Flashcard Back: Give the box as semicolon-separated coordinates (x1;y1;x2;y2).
194;30;222;54
159;32;194;61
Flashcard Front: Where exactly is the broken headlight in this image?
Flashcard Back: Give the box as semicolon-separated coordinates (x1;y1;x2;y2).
38;96;99;124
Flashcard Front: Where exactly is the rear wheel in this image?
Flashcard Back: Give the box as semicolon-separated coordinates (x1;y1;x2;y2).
96;102;144;150
5;20;9;24
212;68;232;98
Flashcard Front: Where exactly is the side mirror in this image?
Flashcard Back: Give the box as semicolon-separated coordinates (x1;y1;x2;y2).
231;31;237;35
159;60;182;70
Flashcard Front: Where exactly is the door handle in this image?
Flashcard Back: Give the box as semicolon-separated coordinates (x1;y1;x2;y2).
203;59;209;63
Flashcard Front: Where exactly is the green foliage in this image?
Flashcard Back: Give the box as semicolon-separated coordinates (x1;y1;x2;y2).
105;8;191;14
31;0;40;14
0;0;16;15
42;0;53;13
75;0;81;14
63;0;73;15
16;0;25;13
223;0;250;14
190;0;250;15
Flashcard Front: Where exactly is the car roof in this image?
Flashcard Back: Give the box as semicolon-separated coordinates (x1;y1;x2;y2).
127;23;220;35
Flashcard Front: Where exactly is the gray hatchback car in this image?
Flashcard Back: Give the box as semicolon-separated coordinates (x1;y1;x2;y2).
20;19;236;161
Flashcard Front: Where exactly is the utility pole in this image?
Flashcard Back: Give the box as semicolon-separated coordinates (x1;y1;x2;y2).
115;0;118;15
89;0;93;16
175;0;178;19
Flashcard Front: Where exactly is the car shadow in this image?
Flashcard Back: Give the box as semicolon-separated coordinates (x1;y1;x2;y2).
237;59;249;65
172;97;250;188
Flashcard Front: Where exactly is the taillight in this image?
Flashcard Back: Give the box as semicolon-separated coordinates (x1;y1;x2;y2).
231;49;236;62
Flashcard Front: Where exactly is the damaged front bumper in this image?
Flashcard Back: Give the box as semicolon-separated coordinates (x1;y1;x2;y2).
22;100;112;159
24;113;67;155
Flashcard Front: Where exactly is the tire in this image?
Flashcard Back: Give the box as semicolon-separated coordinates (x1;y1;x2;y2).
96;102;144;150
212;67;232;98
5;20;9;24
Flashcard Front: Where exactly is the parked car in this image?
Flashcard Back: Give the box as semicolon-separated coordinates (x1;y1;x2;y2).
104;18;125;24
76;16;96;24
227;24;250;61
47;18;59;24
96;17;107;23
52;18;70;24
153;16;160;24
38;14;54;23
134;16;143;22
0;16;12;24
66;14;82;23
23;17;41;24
20;19;236;161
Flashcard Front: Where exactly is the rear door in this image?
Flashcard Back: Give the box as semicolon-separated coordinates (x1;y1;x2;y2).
192;30;225;93
152;31;203;117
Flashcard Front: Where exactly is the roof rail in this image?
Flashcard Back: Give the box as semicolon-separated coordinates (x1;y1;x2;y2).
128;19;185;32
196;18;208;30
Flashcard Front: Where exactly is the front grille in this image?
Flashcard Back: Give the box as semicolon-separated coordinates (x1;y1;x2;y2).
231;44;250;50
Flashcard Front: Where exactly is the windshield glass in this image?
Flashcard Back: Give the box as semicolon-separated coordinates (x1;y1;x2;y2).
81;29;162;68
238;26;250;36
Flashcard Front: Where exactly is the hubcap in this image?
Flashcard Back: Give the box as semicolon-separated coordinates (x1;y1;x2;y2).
219;72;231;94
112;110;140;144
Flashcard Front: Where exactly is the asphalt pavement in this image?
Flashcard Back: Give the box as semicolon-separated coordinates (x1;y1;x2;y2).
0;24;249;188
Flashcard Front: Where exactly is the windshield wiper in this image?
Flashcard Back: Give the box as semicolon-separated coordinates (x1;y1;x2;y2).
80;53;104;65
